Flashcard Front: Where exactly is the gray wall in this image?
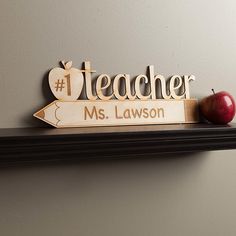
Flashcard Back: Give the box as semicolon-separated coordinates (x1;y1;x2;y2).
1;1;236;235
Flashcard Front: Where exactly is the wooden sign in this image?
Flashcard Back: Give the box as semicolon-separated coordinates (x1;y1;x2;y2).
34;61;199;128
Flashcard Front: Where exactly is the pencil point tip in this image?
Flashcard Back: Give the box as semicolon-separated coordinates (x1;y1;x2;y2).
34;110;45;119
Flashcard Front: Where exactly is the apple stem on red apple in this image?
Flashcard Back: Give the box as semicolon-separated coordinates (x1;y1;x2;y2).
212;89;215;94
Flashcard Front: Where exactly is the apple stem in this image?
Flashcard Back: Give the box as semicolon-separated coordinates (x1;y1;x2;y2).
212;89;215;94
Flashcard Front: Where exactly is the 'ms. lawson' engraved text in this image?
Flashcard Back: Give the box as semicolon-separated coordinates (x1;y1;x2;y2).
83;105;165;121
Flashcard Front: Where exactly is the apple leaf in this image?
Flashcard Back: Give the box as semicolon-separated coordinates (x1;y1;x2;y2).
66;61;73;69
61;60;66;68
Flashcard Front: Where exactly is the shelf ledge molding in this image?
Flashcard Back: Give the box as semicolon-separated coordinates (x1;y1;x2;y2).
1;123;236;163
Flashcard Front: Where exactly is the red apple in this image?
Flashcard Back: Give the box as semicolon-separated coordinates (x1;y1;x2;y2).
200;89;235;124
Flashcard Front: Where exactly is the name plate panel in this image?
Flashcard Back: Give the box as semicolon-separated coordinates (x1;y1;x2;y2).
34;99;199;128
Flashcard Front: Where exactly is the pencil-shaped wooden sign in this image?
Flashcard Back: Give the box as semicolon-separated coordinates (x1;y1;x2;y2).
34;61;199;128
34;99;198;128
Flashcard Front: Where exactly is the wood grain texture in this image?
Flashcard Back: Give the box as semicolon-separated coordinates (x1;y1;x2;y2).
49;61;84;101
184;99;199;122
34;99;199;128
0;123;236;164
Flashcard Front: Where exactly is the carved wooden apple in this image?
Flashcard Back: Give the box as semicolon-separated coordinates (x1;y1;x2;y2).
49;61;84;101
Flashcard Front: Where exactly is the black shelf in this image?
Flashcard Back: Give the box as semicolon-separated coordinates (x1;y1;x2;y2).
1;123;236;164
